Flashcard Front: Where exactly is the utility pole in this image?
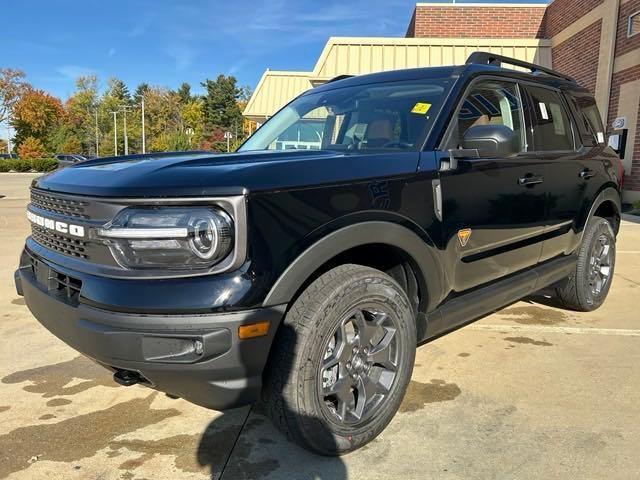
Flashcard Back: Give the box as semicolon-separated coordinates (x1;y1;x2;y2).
120;106;131;156
141;98;146;154
94;110;99;157
110;111;118;156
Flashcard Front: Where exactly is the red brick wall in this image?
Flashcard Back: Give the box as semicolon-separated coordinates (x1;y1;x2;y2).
614;0;640;57
406;5;546;38
607;65;640;191
551;20;602;92
541;0;605;38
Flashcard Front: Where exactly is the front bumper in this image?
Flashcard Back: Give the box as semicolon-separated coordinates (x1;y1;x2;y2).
15;251;285;410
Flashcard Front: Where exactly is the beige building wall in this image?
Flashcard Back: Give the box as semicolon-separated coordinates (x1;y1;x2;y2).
244;37;552;122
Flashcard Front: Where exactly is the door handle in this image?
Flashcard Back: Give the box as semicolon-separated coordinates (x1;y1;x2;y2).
518;175;544;186
579;169;595;180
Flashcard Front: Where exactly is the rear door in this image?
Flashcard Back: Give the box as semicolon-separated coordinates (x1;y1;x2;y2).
438;78;547;292
521;85;599;261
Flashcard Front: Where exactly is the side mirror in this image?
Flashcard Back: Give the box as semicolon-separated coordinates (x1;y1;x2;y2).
462;124;520;158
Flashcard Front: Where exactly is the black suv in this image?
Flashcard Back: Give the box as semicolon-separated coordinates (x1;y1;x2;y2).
15;53;622;455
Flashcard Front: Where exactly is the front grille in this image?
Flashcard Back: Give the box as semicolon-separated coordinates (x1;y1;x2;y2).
31;224;88;259
28;254;82;305
30;190;89;219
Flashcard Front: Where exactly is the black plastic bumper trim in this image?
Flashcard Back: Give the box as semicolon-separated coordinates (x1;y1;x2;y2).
16;266;286;410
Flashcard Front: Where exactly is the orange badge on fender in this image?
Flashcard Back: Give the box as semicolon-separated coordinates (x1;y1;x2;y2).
457;228;472;247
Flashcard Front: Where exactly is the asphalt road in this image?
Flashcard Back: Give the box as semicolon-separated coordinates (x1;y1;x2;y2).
1;173;639;479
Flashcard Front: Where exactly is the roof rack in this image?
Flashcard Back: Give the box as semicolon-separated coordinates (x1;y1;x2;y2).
466;51;575;83
326;74;353;84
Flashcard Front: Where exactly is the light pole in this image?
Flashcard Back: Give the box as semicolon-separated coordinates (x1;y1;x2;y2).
141;98;146;154
94;110;99;157
120;106;131;156
110;111;118;156
224;131;232;153
6;125;10;154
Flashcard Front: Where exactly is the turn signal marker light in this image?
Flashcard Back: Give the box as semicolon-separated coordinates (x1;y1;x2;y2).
238;321;270;339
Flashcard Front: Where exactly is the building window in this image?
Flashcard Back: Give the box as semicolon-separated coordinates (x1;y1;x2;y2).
629;11;640;37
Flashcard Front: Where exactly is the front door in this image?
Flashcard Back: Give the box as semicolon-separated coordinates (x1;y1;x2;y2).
438;79;547;293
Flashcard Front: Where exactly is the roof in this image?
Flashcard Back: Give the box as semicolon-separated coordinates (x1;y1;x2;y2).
311;62;581;96
243;36;552;121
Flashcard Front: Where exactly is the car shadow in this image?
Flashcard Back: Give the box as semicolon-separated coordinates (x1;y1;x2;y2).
196;321;348;480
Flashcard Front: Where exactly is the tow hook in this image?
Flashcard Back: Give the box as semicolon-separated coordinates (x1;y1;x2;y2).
113;369;145;387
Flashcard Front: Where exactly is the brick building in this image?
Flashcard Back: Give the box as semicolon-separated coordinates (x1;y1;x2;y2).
407;1;640;202
245;1;639;201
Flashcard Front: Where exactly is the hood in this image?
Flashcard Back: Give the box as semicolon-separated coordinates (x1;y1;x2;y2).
33;149;419;197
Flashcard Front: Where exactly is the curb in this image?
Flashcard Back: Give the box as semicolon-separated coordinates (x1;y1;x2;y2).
621;213;640;224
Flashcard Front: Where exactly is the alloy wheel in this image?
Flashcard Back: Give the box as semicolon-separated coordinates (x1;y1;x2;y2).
587;233;613;301
318;305;401;425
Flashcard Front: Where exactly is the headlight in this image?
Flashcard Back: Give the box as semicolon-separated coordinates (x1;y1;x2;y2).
98;207;233;270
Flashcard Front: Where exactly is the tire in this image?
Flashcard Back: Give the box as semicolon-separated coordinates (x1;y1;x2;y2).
556;215;616;311
262;264;416;455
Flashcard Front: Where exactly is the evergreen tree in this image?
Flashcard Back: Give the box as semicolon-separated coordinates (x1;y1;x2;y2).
201;75;243;130
133;83;150;105
176;82;192;105
107;78;131;105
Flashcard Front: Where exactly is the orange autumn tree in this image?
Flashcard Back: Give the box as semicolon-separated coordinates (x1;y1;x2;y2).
17;136;46;158
11;89;64;153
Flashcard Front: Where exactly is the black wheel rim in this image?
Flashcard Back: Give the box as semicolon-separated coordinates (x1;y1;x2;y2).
587;232;613;302
318;304;401;426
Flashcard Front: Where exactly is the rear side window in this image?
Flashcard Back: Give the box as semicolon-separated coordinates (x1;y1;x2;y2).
571;94;604;146
525;85;574;151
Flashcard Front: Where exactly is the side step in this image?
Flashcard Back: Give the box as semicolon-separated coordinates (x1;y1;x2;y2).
423;254;576;341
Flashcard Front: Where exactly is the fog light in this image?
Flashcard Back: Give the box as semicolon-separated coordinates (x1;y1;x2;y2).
238;321;270;339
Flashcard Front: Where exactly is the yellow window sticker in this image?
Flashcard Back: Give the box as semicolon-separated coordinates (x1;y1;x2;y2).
411;102;431;114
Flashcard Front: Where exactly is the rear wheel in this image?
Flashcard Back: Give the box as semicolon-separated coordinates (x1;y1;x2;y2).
556;215;616;311
263;264;416;455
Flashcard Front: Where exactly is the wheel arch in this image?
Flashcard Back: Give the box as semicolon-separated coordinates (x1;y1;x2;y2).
262;221;444;315
583;185;621;238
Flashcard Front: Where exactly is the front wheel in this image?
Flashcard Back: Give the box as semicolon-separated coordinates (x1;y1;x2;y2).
556;215;616;311
263;264;416;455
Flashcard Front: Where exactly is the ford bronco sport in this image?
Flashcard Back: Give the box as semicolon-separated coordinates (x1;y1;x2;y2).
15;53;622;455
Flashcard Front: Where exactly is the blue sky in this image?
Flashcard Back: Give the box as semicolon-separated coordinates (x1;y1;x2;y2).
4;0;546;102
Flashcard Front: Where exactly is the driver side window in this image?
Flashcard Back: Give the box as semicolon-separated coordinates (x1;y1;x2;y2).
447;81;524;152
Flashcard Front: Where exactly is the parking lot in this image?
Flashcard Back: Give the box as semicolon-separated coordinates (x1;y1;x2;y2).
1;173;639;480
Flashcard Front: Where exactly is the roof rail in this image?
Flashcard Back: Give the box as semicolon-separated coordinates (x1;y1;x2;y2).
466;51;575;83
326;74;353;84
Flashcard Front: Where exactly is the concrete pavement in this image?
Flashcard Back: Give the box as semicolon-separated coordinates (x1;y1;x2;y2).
1;173;639;479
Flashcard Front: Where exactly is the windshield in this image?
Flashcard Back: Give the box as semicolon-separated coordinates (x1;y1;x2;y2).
239;78;451;153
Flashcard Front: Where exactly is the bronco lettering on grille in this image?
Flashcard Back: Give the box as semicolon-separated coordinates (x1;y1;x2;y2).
27;210;85;238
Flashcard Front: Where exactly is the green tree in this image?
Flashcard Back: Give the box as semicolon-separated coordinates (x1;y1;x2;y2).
98;78;134;155
181;98;204;147
64;75;98;155
176;82;192;105
107;78;131;105
201;75;243;131
133;83;150;105
143;87;182;152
